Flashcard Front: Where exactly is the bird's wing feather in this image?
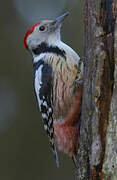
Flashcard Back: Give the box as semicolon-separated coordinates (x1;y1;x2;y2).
33;60;59;167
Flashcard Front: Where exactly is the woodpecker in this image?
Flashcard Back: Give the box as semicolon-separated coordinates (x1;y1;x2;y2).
24;12;83;167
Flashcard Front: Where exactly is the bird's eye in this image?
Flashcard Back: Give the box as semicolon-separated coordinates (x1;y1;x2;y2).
39;26;45;31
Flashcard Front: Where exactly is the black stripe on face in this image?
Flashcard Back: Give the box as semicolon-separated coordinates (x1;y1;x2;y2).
32;42;66;60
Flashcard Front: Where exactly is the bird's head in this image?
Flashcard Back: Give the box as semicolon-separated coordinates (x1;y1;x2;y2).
24;12;69;52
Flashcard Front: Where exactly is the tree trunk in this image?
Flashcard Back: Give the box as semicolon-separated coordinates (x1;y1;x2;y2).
75;0;117;179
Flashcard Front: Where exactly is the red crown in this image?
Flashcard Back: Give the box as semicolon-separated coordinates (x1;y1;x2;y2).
24;22;41;49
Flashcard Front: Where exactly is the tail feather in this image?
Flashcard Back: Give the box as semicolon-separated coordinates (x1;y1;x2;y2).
72;155;78;168
54;146;59;168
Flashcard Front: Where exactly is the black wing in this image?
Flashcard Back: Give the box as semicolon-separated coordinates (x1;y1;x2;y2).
33;60;59;167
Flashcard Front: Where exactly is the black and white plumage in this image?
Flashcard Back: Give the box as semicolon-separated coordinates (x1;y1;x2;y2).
24;12;83;167
33;42;69;167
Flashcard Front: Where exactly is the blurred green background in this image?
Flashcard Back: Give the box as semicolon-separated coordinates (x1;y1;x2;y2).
0;0;84;179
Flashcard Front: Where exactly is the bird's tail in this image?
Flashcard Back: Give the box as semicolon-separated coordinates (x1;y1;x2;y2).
72;155;78;168
53;145;59;168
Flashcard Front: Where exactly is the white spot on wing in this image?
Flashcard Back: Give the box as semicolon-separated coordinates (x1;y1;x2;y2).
43;96;45;100
44;124;47;130
42;113;48;119
48;108;52;113
48;118;52;126
43;101;47;107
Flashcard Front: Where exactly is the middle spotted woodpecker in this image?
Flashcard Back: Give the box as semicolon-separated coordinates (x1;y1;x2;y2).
24;12;83;167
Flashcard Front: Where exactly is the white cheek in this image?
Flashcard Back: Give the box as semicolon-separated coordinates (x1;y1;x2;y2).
27;33;40;50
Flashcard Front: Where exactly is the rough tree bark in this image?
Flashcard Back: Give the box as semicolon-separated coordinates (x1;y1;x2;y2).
75;0;117;179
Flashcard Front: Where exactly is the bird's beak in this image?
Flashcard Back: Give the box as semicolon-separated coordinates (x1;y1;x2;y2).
52;12;69;28
55;12;69;24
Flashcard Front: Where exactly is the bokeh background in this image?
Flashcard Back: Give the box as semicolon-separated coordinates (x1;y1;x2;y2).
0;0;84;179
